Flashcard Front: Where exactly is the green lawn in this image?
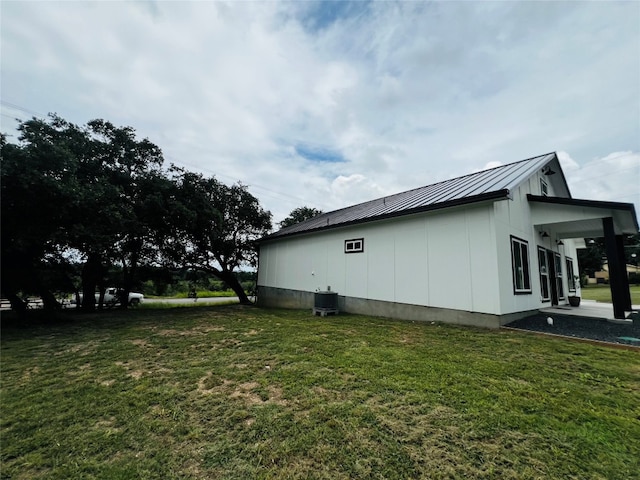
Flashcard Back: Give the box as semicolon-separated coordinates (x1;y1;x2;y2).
145;290;238;299
581;284;640;304
2;306;639;479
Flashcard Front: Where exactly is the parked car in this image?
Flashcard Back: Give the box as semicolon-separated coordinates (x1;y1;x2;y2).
71;288;144;307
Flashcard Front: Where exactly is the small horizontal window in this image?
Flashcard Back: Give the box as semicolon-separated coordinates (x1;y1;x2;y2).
345;238;364;253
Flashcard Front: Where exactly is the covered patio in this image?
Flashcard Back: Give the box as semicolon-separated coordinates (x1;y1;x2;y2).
528;195;639;319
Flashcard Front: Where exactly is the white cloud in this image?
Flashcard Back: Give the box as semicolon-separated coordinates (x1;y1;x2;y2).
481;161;503;171
327;174;386;210
562;151;640;206
1;1;638;225
557;151;580;173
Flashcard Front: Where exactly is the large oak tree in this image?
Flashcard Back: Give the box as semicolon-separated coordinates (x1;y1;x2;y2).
162;170;272;304
1;115;271;311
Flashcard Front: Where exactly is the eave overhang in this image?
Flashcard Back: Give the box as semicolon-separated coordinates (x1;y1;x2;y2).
527;194;639;238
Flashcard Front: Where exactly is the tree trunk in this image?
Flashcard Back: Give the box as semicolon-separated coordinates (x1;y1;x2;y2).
35;273;60;312
7;293;27;316
120;244;140;309
218;270;252;305
39;288;60;312
81;253;102;311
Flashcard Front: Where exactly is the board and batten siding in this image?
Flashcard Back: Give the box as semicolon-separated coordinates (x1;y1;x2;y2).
258;203;502;315
494;174;579;315
494;186;541;315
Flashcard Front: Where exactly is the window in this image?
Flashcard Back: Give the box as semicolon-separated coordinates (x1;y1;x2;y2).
538;247;550;301
555;253;564;300
511;236;531;294
566;257;576;292
345;238;364;253
540;178;549;196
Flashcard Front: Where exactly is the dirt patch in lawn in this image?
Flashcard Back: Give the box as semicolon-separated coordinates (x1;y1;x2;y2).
55;338;109;357
155;325;225;337
94;416;120;434
196;372;287;406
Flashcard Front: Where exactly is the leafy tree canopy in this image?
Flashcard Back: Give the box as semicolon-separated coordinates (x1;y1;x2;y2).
577;233;640;277
279;206;323;229
161;170;272;304
1;114;271;313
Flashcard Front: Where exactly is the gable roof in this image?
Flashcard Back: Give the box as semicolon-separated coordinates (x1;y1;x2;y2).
263;152;566;241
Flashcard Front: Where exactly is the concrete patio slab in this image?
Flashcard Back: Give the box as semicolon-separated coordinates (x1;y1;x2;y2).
540;299;639;322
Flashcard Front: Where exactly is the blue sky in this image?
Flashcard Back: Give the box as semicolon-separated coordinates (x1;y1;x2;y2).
1;1;638;224
296;0;370;32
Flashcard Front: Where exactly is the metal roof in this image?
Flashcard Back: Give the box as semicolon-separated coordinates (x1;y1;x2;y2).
263;152;560;241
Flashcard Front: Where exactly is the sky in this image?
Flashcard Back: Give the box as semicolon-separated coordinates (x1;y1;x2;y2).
1;0;639;226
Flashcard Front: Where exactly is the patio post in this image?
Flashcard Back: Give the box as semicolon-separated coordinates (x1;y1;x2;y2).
603;217;629;319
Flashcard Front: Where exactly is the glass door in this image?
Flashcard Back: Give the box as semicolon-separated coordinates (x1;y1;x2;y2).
538;247;550;302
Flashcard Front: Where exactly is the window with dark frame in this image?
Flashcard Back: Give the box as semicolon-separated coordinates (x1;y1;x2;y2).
344;238;364;253
555;253;564;300
566;257;576;293
540;178;549;196
538;247;550;301
511;236;532;294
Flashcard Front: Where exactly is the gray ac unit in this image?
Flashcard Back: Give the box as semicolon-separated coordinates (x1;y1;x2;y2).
314;291;338;310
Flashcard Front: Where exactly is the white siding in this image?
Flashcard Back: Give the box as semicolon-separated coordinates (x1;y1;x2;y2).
259;203;503;315
495;182;542;314
394;218;428;305
427;210;472;310
467;207;500;313
326;239;346;293
259;165;587;318
493;176;582;315
367;228;395;301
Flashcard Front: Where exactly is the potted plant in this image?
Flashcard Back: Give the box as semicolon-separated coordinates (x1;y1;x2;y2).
568;275;581;307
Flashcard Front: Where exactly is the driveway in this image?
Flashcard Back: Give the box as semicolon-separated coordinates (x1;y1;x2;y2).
144;297;242;305
0;296;248;311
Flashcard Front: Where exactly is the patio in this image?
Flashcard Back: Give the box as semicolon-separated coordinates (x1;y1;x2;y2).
540;299;639;322
505;301;640;348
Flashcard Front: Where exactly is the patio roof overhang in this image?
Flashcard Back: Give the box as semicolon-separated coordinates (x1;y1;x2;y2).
527;194;639;319
527;195;639;239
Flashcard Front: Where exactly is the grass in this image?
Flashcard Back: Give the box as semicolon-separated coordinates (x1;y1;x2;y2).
2;306;639;479
581;284;640;304
139;299;240;309
146;290;238;299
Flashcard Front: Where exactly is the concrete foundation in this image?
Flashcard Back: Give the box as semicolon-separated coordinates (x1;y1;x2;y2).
257;286;536;329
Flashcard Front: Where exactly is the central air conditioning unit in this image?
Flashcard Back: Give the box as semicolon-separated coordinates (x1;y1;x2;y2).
313;286;338;317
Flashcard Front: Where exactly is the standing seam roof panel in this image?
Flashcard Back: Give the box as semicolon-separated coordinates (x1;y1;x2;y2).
263;152;559;240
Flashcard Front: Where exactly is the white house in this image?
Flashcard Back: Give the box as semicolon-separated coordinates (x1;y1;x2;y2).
257;153;638;328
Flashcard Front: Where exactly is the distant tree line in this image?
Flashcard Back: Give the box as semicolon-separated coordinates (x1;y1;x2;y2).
1;115;272;313
577;234;640;284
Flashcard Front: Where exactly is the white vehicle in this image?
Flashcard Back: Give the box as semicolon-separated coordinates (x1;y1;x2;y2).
72;288;144;307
